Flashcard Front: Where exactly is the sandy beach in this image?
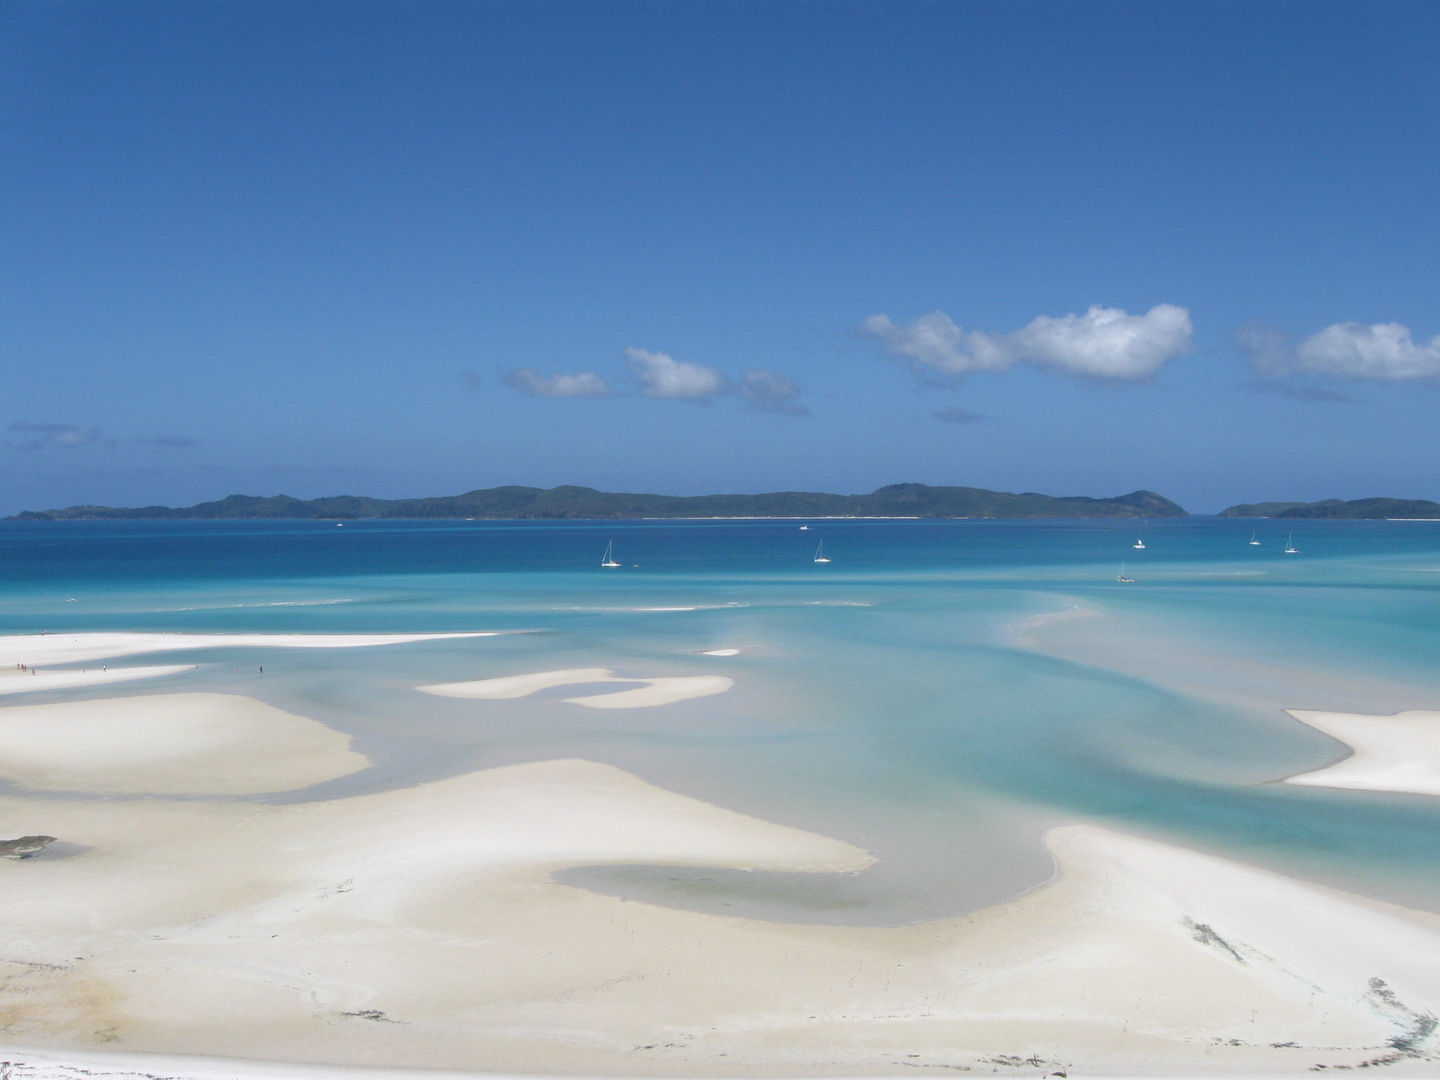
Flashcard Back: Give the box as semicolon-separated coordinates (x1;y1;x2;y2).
4;683;1440;1075
0;664;197;696
0;633;501;669
1283;708;1440;796
0;693;368;794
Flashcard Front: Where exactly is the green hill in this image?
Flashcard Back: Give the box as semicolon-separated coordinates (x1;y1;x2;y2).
11;484;1187;521
1219;497;1440;519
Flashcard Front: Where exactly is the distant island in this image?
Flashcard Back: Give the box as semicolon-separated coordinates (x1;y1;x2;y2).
11;483;1187;521
1219;497;1440;519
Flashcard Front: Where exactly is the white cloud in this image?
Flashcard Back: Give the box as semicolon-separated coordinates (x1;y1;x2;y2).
504;367;612;398
8;421;114;449
1296;322;1440;380
862;304;1193;382
860;312;1010;376
624;348;726;400
738;369;809;415
1239;321;1440;382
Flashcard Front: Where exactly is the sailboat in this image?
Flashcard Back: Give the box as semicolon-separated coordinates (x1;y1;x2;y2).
600;540;621;568
1249;531;1260;545
1284;534;1299;554
813;540;831;564
1117;563;1134;583
1133;538;1145;550
798;525;809;530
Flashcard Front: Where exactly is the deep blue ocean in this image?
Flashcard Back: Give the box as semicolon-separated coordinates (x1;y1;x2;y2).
4;516;1440;924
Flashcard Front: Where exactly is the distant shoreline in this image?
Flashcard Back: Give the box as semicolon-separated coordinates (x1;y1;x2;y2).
9;482;1187;522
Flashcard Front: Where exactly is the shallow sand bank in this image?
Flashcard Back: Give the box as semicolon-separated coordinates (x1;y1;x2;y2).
5;745;1440;1074
0;693;368;794
0;633;499;669
566;676;733;708
1284;709;1440;796
419;668;735;708
0;664;195;696
418;668;618;699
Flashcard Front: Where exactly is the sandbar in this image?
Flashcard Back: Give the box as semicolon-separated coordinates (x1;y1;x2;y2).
1284;708;1440;796
419;668;736;708
0;665;194;696
0;632;499;669
566;675;733;708
4;745;1440;1073
0;692;368;794
417;667;618;699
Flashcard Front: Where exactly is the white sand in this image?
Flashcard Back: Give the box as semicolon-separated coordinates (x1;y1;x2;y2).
0;693;368;794
419;668;735;708
417;668;619;699
701;648;739;656
0;1045;493;1080
0;633;498;669
0;665;194;696
5;742;1440;1074
566;675;734;708
1284;708;1440;796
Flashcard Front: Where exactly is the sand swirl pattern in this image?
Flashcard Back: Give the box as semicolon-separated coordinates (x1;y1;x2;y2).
417;668;734;708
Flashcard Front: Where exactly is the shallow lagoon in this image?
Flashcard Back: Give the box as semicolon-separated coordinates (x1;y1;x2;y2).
4;516;1439;924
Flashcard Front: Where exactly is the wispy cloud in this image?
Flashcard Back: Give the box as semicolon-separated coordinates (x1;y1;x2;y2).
460;370;483;391
862;304;1193;382
624;348;726;401
932;406;989;423
504;367;612;398
135;435;203;448
8;421;115;450
501;349;808;414
1242;380;1356;403
738;369;809;415
1240;320;1440;381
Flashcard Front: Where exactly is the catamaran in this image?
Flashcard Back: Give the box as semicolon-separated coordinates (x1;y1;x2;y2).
1249;532;1260;545
1284;534;1299;554
813;540;831;564
1117;563;1134;583
601;541;621;568
1133;538;1145;549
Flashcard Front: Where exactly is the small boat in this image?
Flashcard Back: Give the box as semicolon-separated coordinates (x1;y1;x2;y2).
1133;538;1145;550
799;525;809;530
1284;534;1299;554
1249;532;1260;545
1117;563;1134;583
813;540;831;564
601;540;621;568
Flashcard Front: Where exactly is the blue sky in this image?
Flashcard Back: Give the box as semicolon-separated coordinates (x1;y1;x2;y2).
2;0;1437;515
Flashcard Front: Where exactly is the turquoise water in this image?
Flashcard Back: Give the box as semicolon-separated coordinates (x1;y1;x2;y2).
4;517;1440;923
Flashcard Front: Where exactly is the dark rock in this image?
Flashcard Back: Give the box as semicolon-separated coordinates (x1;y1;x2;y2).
0;835;58;859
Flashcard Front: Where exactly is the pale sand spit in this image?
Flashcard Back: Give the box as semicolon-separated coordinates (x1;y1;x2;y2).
1284;708;1440;796
565;675;734;709
417;668;619;699
419;668;735;708
701;648;740;656
0;665;195;696
0;693;368;795
0;633;499;669
4;753;1440;1073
